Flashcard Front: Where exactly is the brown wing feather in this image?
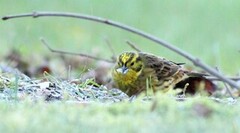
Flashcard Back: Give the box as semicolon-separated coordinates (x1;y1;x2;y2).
139;52;181;80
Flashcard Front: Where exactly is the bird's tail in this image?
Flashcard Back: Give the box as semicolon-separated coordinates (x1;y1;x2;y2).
185;71;209;77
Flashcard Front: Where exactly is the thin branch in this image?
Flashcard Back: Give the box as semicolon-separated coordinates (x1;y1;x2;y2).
215;67;234;98
150;98;158;112
223;82;235;99
40;38;114;63
104;37;116;61
2;11;240;89
126;40;141;52
67;65;71;81
207;77;240;81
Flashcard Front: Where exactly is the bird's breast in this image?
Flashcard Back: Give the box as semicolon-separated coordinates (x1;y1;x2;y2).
113;69;138;85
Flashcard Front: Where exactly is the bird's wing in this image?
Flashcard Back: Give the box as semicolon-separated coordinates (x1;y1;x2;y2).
139;52;181;80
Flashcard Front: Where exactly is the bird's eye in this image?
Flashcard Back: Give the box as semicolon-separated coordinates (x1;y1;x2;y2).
130;62;134;66
118;62;121;66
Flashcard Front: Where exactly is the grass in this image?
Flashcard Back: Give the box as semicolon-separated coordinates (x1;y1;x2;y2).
0;97;239;133
1;1;240;132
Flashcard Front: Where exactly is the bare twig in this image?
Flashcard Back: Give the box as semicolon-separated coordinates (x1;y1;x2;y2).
2;11;240;89
150;98;158;112
40;38;114;63
207;77;240;81
215;67;234;98
104;37;116;61
67;65;71;81
126;40;141;52
223;83;235;99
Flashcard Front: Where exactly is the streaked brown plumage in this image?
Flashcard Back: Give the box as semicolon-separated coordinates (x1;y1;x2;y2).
112;52;205;96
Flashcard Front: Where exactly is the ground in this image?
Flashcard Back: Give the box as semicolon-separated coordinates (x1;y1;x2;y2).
1;1;240;132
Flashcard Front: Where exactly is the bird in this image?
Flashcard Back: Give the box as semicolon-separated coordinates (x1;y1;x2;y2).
112;51;207;96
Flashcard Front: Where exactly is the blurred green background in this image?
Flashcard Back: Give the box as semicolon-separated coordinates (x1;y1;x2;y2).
1;0;240;74
1;1;240;132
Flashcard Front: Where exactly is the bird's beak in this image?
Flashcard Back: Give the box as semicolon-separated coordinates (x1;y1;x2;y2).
116;66;128;74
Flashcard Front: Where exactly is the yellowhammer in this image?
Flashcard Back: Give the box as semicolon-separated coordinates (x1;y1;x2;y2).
112;52;206;96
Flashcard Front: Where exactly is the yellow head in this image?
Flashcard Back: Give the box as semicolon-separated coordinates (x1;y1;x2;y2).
112;52;144;85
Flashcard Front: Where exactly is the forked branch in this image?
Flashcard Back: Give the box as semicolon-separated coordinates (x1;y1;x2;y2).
2;11;240;89
40;38;114;63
